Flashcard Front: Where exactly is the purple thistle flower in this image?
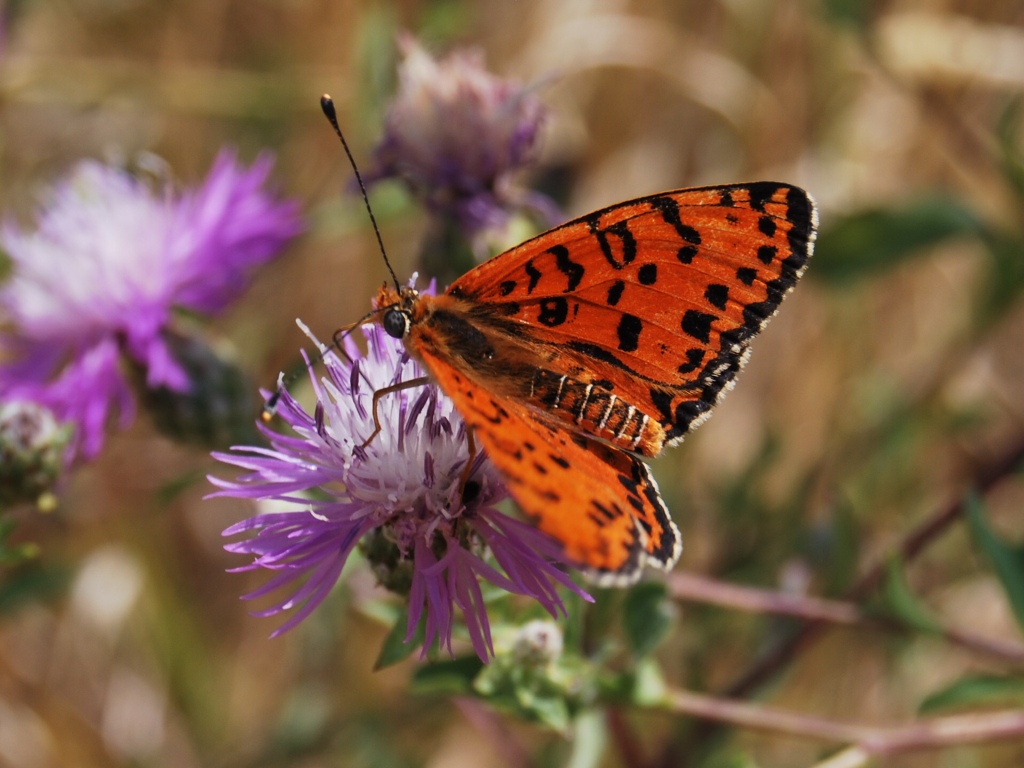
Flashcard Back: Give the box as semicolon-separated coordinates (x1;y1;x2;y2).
364;34;561;248
209;311;591;662
0;150;302;460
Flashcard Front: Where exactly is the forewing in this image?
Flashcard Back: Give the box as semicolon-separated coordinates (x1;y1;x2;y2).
447;182;817;445
416;345;681;583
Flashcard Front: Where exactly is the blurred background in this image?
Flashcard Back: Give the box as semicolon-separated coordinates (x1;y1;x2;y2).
2;1;1024;766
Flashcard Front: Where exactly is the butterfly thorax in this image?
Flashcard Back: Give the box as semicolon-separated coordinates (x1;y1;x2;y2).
374;283;666;457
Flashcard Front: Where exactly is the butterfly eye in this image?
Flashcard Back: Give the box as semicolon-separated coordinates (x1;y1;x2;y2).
382;308;411;339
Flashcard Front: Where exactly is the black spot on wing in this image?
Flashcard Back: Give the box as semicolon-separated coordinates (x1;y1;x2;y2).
638;263;658;285
525;260;542;293
648;193;705;260
677;348;705;374
616;314;643;352
758;216;777;238
747;182;780;213
607;281;625;306
586;215;637;269
649;387;674;429
625;493;645;515
550;454;570;469
650;195;702;244
737;267;757;285
705;284;729;310
537;297;569;327
681;310;715;344
481;398;509;425
550;244;585;292
677;245;699;264
566;341;637;376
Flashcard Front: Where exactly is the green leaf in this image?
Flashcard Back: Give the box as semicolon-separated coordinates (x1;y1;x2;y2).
966;493;1024;632
0;562;68;615
811;196;982;284
920;674;1024;714
875;558;940;633
996;96;1024;203
0;518;37;567
410;657;484;696
622;582;675;658
974;230;1024;328
419;0;472;44
821;0;872;30
513;687;571;732
630;657;668;707
373;611;424;670
566;710;608;768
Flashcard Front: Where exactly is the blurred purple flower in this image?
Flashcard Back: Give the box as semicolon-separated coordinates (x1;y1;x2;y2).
0;151;302;460
209;312;590;662
365;34;560;247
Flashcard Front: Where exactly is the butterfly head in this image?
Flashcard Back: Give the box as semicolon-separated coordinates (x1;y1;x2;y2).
375;283;420;340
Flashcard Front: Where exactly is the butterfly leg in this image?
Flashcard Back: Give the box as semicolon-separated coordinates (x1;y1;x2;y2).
330;328;357;363
363;376;431;447
465;428;477;476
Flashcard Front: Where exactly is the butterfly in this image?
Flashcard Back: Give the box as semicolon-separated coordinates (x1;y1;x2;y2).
372;181;817;585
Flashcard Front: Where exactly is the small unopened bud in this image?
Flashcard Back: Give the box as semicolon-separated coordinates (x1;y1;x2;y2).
512;620;564;667
360;528;414;597
0;401;72;509
136;329;260;449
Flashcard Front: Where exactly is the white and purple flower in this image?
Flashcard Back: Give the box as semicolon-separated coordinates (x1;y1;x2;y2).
209;315;591;662
0;151;302;460
365;34;560;248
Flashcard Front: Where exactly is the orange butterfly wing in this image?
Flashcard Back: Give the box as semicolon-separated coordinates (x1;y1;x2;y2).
415;344;679;583
379;182;817;581
444;182;816;452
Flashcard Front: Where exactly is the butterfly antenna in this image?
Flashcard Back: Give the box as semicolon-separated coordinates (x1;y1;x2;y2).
320;94;401;291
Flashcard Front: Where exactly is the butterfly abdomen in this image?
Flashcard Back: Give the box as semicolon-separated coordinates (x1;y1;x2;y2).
528;368;664;455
